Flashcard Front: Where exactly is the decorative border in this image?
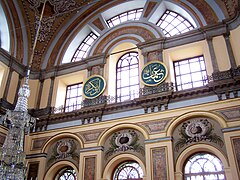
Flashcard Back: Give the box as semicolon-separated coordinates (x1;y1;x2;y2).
141;61;168;86
83;75;106;99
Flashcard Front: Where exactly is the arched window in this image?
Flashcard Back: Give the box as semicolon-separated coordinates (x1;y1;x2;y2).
107;8;143;28
55;166;77;180
0;3;10;52
157;10;195;37
184;153;225;180
116;52;139;102
71;32;98;62
113;161;143;180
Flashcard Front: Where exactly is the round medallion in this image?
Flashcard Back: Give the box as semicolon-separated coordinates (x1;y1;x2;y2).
141;61;168;86
83;75;106;99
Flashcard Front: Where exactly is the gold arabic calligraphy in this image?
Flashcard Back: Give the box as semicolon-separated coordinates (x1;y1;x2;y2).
85;78;102;96
143;64;165;83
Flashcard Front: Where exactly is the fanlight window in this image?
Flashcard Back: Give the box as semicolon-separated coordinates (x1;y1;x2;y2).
107;9;143;28
184;153;225;180
71;32;98;62
55;167;77;180
113;161;143;180
65;83;83;112
157;10;194;37
116;52;139;102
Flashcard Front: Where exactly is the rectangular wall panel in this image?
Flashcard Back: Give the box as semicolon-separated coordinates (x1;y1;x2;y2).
84;156;96;180
152;147;168;180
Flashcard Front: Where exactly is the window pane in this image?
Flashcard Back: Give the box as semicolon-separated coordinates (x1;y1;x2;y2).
116;52;139;102
65;83;82;112
184;153;225;180
107;9;143;27
157;10;195;37
174;56;208;91
71;32;98;62
113;161;143;179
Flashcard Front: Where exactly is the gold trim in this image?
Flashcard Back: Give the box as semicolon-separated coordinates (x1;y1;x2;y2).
140;61;168;86
83;75;106;99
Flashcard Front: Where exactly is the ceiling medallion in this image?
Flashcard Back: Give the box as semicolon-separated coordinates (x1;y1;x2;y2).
174;119;224;152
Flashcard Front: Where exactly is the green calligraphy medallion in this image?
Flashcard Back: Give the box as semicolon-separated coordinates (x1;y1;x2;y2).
83;75;106;99
141;61;168;86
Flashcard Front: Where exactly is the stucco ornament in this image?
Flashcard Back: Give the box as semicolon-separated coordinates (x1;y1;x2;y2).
105;130;144;159
174;119;224;152
56;139;74;159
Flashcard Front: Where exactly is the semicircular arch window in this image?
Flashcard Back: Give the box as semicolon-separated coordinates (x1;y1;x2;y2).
55;166;77;180
184;153;225;180
113;161;143;180
157;10;195;37
107;8;143;28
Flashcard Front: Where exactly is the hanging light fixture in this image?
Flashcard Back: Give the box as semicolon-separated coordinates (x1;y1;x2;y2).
0;69;35;179
0;0;47;179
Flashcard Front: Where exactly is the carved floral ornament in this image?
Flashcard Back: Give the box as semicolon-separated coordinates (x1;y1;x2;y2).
174;119;224;152
47;138;79;167
105;130;145;159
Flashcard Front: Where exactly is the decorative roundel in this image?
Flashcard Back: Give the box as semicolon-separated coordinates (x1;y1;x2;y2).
185;120;208;138
56;140;72;156
141;61;168;86
83;75;106;99
115;132;133;147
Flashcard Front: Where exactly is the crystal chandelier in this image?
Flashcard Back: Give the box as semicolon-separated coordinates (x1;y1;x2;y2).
0;69;36;180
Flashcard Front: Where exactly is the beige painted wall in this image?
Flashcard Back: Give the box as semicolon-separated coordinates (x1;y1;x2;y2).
40;79;51;108
7;71;18;103
230;25;240;66
213;36;231;71
28;79;39;108
0;62;8;98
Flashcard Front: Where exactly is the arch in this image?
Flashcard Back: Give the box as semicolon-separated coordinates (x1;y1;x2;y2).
1;1;27;63
98;123;149;146
44;160;78;180
166;111;227;136
175;144;230;177
93;36;141;57
92;23;159;56
102;153;146;180
41;132;84;153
